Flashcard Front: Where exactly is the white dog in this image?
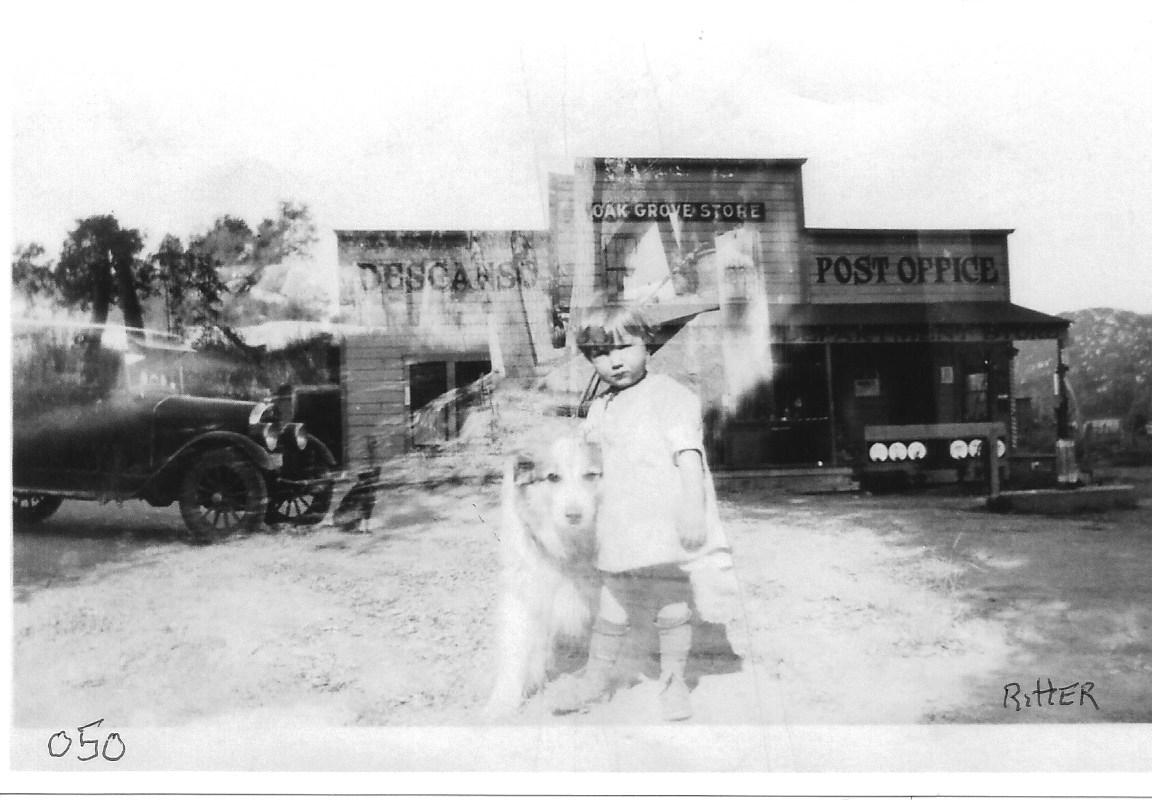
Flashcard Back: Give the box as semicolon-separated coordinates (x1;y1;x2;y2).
484;437;603;716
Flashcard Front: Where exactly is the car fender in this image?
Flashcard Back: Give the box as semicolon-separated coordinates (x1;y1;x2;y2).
304;435;337;468
143;432;279;504
276;435;337;484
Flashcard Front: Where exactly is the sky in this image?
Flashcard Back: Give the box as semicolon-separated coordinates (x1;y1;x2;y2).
7;0;1152;315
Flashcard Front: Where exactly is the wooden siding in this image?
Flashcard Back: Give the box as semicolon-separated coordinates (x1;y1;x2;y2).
341;334;492;469
564;158;808;311
335;229;552;377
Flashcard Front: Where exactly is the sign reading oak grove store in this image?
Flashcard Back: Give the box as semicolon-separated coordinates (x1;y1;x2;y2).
590;201;765;222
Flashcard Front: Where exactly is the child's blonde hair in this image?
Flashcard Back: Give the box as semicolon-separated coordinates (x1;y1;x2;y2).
575;299;653;353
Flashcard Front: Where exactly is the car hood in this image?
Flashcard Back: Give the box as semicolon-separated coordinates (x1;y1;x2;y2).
153;394;265;434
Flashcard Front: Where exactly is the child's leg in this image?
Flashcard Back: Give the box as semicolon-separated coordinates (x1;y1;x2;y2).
652;569;694;721
598;581;629;625
656;601;692;681
586;585;630;686
551;583;629;713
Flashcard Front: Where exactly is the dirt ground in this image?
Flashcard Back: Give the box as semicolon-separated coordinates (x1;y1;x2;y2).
12;466;1152;744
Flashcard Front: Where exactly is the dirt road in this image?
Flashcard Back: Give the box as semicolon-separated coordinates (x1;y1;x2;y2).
13;469;1152;740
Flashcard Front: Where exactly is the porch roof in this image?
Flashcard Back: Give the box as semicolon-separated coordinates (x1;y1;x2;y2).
764;301;1070;343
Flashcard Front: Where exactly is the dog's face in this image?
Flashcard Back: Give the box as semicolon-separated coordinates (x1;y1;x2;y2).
512;437;603;561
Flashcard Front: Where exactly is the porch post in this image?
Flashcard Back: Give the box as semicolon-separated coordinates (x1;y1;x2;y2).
824;341;837;467
1054;332;1080;485
986;426;1000;499
1055;335;1070;439
1007;345;1019;448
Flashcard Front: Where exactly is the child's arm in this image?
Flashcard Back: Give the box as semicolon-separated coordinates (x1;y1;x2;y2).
675;448;707;550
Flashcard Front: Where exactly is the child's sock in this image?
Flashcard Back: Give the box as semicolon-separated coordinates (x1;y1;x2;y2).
656;611;693;721
550;618;628;713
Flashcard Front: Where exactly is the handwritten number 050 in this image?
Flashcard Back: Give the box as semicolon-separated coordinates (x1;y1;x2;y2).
47;720;125;762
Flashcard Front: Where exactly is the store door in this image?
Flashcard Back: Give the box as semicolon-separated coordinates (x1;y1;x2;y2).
721;344;833;468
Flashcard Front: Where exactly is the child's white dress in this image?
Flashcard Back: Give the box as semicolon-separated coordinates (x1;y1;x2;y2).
583;372;748;655
583;373;704;573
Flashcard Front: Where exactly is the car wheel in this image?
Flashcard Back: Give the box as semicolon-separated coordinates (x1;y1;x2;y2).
13;493;63;524
266;437;336;526
178;447;268;544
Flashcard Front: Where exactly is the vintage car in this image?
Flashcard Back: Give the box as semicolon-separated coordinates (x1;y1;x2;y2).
11;322;337;543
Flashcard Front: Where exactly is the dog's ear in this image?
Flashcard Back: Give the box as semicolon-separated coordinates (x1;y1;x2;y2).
512;452;536;485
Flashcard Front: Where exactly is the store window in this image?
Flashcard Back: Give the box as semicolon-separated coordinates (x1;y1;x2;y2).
409;358;492;446
603;234;638;294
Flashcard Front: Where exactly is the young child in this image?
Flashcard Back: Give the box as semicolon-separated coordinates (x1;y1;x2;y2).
552;300;711;721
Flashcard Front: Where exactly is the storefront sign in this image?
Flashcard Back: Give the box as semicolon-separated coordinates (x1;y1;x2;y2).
590;201;765;222
814;255;1000;285
356;259;538;293
776;323;1051;345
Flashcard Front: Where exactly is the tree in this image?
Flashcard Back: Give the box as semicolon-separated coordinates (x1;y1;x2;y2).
159;200;322;330
190;215;254;271
231;201;319;294
150;234;229;334
11;242;60;307
252;201;318;267
55;215;149;333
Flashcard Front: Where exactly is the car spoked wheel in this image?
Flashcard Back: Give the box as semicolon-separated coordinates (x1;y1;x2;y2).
266;437;336;526
178;448;268;544
13;493;63;524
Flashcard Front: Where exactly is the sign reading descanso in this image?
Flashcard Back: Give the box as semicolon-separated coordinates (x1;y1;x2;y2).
815;254;1001;285
590;201;765;222
356;259;537;293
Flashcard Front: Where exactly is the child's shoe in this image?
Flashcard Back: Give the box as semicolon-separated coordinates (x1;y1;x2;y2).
549;668;614;713
550;619;627;714
659;673;693;721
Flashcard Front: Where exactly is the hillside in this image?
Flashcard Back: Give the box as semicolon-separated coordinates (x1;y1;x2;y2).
1015;308;1152;430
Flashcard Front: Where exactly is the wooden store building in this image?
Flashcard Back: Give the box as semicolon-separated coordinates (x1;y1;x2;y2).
335;157;1070;484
